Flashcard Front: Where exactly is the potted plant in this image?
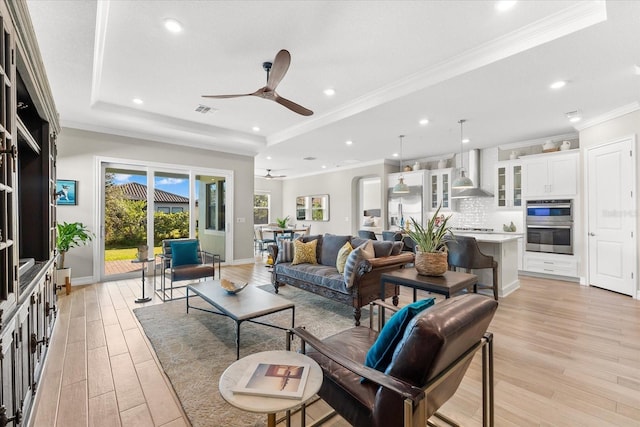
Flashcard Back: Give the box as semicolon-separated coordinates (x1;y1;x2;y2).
56;221;94;291
405;204;453;276
276;216;290;229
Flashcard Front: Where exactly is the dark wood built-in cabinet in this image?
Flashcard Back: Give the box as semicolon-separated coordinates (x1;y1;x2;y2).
0;1;60;425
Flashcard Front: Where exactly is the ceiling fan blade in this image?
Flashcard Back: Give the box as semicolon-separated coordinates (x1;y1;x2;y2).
274;94;314;116
266;49;291;91
202;93;253;99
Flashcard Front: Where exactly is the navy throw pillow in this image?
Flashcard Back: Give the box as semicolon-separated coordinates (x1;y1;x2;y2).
170;240;199;267
364;298;435;373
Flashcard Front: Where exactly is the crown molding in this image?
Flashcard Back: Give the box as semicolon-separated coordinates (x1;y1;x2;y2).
575;102;640;131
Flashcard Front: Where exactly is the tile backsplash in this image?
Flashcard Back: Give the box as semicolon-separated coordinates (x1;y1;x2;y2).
444;197;524;232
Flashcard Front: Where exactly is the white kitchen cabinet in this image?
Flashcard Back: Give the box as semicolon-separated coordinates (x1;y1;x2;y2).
427;168;452;211
524;252;578;277
495;161;522;208
523;151;578;198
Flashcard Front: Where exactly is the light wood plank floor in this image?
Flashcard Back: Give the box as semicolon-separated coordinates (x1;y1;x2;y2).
30;257;640;426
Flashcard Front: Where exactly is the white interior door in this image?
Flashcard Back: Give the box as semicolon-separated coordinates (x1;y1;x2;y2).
587;137;636;296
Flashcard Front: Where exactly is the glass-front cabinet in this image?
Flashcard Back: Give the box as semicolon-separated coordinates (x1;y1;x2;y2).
495;161;522;208
428;168;452;211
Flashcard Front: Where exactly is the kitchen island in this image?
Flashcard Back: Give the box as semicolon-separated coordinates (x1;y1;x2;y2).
451;232;521;298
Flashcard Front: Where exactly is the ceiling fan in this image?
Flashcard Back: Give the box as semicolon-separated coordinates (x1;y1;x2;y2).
203;49;314;116
263;169;286;179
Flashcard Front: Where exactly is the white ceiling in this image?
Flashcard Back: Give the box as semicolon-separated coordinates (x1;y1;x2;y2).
26;0;640;179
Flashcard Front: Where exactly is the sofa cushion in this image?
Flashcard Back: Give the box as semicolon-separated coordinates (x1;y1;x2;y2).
336;242;353;274
300;234;323;262
275;263;348;293
170;240;199;267
276;239;294;263
321;234;352;266
292;239;318;265
364;298;435;373
360;240;375;259
390;241;404;256
343;247;368;288
372;241;394;257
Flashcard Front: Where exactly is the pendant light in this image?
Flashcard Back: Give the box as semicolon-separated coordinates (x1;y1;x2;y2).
392;135;409;194
452;119;474;189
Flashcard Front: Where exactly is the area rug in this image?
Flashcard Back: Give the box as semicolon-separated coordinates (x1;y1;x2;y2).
133;285;369;427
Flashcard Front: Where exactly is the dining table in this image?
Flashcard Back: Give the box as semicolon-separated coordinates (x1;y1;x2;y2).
261;227;308;240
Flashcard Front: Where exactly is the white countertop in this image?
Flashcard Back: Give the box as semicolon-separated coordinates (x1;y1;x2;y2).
452;231;521;243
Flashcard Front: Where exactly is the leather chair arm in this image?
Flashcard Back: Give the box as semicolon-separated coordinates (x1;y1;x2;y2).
290;327;425;404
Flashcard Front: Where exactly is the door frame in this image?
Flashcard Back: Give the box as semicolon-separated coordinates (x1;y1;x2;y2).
584;135;637;298
94;156;234;282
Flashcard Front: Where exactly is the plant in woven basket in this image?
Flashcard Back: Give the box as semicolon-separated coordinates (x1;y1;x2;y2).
406;204;453;276
276;216;290;228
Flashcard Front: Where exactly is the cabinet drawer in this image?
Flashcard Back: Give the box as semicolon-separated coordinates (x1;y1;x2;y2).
524;255;578;277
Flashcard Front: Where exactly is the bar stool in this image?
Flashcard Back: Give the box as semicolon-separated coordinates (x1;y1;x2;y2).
444;236;498;300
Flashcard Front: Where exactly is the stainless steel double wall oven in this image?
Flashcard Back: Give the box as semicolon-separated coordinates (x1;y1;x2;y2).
525;199;573;255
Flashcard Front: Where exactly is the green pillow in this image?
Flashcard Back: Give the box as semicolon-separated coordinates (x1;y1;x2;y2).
170;240;199;267
364;298;435;373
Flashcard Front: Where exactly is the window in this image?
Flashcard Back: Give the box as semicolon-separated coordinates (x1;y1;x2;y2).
171;207;184;213
157;207;170;214
254;193;270;225
206;180;226;230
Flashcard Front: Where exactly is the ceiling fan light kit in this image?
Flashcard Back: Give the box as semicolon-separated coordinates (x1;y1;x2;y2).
203;49;314;116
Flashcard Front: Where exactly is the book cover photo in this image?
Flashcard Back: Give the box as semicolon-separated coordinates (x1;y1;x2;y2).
233;362;310;400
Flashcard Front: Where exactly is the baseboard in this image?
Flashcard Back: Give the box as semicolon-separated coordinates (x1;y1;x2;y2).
519;271;580;283
500;279;520;298
231;258;255;265
70;276;96;286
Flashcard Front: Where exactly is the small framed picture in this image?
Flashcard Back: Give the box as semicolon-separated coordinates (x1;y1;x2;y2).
55;180;77;205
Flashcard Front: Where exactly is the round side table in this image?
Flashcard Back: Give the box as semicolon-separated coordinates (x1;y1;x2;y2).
131;258;154;303
219;350;323;427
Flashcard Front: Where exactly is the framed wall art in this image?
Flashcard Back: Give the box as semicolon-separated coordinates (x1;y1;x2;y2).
55;179;77;205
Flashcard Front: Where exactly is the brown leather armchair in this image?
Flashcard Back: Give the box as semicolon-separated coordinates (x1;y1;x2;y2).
290;294;498;427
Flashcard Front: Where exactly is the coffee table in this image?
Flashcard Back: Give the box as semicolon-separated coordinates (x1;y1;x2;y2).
186;281;295;359
381;268;478;302
219;350;323;427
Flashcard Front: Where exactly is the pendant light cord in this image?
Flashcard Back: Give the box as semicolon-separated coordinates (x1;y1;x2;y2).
458;119;465;173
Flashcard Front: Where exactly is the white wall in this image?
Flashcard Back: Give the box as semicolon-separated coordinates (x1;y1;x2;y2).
57;128;256;281
281;163;394;236
579;109;640;293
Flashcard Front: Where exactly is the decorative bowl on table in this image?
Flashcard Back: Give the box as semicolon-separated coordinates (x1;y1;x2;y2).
220;278;248;294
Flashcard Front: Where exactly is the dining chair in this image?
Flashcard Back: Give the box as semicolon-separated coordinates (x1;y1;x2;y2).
445;236;499;300
254;227;275;254
357;230;377;240
381;230;402;241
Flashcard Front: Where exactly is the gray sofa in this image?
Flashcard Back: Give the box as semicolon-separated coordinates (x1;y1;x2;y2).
269;234;414;325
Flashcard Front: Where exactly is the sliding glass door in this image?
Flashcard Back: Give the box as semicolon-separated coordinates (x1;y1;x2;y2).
99;160;230;281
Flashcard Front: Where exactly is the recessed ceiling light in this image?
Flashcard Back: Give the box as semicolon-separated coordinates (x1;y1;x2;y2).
345;140;353;145
462;138;470;144
419;118;429;126
252;126;260;132
321;165;327;169
163;18;183;33
495;1;517;12
266;156;272;160
132;98;143;105
323;88;335;96
392;153;399;157
634;64;640;75
550;80;567;89
566;110;582;123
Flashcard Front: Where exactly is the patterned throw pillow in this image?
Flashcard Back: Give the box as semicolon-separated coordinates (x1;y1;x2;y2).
360;240;375;259
276;240;294;263
343;247;367;288
335;241;353;274
292;239;318;265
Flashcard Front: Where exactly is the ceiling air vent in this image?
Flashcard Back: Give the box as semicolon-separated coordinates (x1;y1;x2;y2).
195;104;216;114
303;157;316;161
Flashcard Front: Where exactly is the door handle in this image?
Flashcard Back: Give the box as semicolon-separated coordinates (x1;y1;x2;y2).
588;232;595;236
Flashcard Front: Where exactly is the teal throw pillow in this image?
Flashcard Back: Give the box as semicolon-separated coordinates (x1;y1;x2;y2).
364;298;435;373
170;240;200;267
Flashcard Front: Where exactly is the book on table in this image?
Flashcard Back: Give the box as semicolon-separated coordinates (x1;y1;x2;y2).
233;362;311;400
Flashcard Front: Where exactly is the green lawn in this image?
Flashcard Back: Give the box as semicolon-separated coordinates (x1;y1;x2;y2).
105;247;162;261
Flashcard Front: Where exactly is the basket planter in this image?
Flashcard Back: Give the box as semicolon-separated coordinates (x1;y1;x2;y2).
415;251;448;276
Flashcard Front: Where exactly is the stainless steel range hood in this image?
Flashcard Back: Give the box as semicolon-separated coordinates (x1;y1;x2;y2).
452;149;494;199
